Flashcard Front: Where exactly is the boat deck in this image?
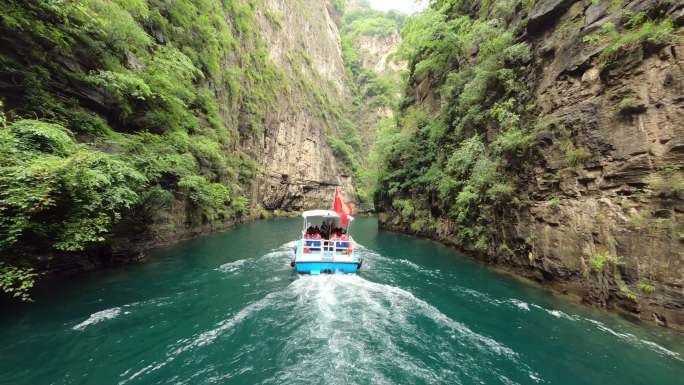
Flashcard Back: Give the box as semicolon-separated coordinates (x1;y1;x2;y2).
294;238;360;274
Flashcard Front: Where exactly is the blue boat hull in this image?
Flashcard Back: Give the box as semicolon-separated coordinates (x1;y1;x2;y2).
295;262;359;275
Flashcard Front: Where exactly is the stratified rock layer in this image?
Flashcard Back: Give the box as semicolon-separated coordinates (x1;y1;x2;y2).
379;0;684;330
250;0;354;212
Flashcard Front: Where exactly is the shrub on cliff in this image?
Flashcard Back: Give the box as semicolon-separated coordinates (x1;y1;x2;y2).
377;0;534;251
583;14;676;67
0;0;283;300
0;120;145;253
588;253;623;273
178;175;235;222
646;165;684;198
638;282;656;294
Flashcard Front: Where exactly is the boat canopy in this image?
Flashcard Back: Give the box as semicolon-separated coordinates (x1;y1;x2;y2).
302;210;354;222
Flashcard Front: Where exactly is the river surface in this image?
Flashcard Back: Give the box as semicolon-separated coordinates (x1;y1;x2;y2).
1;217;683;385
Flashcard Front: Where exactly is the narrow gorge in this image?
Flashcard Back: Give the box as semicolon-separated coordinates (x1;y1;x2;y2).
1;0;683;336
0;0;374;275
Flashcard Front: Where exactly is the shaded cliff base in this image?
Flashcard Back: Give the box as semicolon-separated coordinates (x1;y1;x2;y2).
378;214;684;333
23;199;359;280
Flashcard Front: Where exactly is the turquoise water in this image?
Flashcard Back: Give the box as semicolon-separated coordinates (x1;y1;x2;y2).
1;217;682;385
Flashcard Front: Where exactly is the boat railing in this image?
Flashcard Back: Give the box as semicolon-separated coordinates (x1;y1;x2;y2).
301;238;353;256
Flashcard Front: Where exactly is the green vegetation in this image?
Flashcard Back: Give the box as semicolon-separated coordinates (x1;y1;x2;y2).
565;147;592;168
618;97;645;115
0;0;297;300
638;282;656;294
543;122;593;168
338;3;405;207
0;100;6;128
331;0;347;14
0;262;36;302
548;198;560;210
646;165;684;197
583;12;676;67
375;0;534;251
621;286;638;302
588;253;622;273
0;120;145;252
342;6;405;40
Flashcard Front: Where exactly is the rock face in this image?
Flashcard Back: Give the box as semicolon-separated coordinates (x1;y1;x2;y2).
121;1;356;249
356;33;404;74
0;0;359;274
249;0;355;212
354;30;404;145
521;0;684;330
379;0;684;330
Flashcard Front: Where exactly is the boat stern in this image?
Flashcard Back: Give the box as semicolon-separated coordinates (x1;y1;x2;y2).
294;238;361;274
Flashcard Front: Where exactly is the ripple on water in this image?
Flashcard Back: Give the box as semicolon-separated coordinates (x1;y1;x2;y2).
268;274;533;385
71;297;173;331
216;242;295;275
216;259;248;273
115;240;681;385
504;299;682;361
119;291;282;385
117;268;531;385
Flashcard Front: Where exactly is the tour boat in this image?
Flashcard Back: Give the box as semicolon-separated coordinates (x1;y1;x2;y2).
291;189;360;274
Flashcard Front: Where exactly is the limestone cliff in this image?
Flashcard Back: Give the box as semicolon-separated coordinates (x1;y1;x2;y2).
377;0;684;330
338;4;406;207
250;0;355;213
117;1;358;250
518;0;684;330
356;32;404;75
0;0;358;276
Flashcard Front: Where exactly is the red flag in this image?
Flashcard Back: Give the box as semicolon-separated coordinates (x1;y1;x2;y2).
333;187;352;226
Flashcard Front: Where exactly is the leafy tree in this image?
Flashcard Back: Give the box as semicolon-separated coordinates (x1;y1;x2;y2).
0;263;36;302
0;120;146;252
0;0;285;300
376;0;535;250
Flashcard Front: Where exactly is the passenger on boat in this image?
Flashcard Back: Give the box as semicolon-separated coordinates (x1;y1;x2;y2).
304;226;323;239
329;228;349;241
321;220;330;240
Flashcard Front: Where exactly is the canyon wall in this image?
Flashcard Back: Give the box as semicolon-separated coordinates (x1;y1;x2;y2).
0;0;357;276
377;0;684;330
250;0;355;213
337;3;406;207
519;0;684;329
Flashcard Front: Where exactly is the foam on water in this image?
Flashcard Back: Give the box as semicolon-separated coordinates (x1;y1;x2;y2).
74;296;173;330
119;268;532;385
585;319;682;360
505;299;681;361
216;259;248;273
268;274;532;385
116;240;681;385
216;242;295;275
510;299;530;311
72;307;122;331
